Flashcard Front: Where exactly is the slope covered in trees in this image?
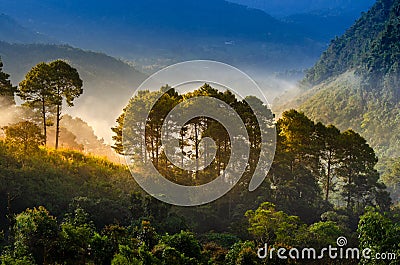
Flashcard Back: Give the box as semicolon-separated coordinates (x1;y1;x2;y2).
0;104;396;264
0;57;119;161
0;60;398;263
282;0;400;158
113;85;390;223
302;0;399;86
0;42;147;142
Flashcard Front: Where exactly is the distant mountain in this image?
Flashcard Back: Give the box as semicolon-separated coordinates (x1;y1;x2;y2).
282;8;371;42
0;42;147;142
302;0;396;86
0;0;377;76
227;0;375;17
0;0;290;41
281;0;400;158
228;1;376;43
0;0;325;72
0;13;53;43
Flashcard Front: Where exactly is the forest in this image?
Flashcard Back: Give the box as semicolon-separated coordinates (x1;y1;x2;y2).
0;58;399;264
288;0;400;161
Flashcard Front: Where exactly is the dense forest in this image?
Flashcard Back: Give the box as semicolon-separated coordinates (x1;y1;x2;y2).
302;0;400;87
277;0;400;160
0;57;399;264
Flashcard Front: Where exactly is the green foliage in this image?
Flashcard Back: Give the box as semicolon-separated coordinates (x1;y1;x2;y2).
320;210;351;232
112;84;278;235
303;0;398;87
17;62;54;145
298;0;400;159
48;60;83;149
0;141;137;229
111;245;141;265
136;220;159;250
272;110;329;223
161;231;202;261
225;241;258;265
307;221;343;247
299;71;400;158
17;60;83;149
112;84;274;188
199;233;240;249
202;242;228;265
337;130;384;212
153;244;191;265
378;157;400;202
57;208;95;264
12;206;58;264
3;121;45;157
357;207;400;264
0;74;396;263
245;202;301;246
273;110;391;218
0;250;36;265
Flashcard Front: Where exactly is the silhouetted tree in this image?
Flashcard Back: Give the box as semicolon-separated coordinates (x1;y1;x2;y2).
0;58;16;107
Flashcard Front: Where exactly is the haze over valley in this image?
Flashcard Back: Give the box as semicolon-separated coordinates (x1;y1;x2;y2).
0;0;375;144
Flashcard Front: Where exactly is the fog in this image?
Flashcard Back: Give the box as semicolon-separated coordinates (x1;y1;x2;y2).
63;64;303;145
3;65;303;151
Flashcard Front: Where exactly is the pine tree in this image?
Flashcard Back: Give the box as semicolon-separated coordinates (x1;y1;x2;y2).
0;58;16;107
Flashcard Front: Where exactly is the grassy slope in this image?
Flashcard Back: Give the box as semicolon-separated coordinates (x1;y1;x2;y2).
0;143;140;229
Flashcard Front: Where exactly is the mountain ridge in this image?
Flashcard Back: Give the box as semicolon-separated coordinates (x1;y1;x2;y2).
303;0;398;87
0;0;324;72
283;0;400;158
0;41;148;143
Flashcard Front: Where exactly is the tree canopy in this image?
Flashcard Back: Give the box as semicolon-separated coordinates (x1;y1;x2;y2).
18;60;83;148
0;58;16;107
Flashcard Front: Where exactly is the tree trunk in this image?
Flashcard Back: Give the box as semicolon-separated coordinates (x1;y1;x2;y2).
150;124;155;163
194;122;199;180
143;122;147;163
55;103;61;149
155;126;159;169
325;152;332;201
181;132;184;169
42;98;47;145
347;176;352;209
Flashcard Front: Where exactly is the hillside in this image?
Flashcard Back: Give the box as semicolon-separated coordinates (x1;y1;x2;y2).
229;0;376;42
0;0;326;72
303;0;400;86
300;71;399;157
0;144;137;229
281;0;400;158
0;42;147;143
